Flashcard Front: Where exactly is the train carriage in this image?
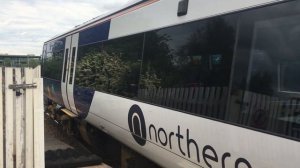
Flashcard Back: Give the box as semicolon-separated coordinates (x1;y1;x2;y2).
42;0;300;167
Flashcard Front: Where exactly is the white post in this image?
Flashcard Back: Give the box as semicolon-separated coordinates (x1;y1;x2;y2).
33;66;44;168
5;67;14;168
0;67;3;168
25;68;34;168
15;68;25;168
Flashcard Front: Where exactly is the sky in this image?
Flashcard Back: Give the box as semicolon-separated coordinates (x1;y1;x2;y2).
0;0;135;56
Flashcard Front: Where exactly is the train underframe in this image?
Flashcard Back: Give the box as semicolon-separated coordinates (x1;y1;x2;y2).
45;99;160;168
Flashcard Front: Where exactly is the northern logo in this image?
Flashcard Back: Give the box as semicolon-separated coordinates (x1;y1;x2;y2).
128;105;252;167
128;105;147;146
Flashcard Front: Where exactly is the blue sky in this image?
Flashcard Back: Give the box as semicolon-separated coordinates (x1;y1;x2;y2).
0;0;134;56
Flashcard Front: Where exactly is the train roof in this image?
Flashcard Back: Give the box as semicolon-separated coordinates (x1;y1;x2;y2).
46;0;150;43
45;0;282;44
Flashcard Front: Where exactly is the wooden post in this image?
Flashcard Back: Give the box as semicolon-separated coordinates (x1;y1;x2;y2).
5;67;14;168
33;66;44;168
0;67;3;168
15;68;25;168
25;68;34;168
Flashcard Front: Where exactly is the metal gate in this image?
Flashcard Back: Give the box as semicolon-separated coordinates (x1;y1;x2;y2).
0;66;44;168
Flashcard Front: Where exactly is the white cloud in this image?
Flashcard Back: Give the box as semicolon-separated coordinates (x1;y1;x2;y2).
0;0;133;55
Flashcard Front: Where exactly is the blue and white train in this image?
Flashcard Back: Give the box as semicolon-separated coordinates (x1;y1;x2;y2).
42;0;300;167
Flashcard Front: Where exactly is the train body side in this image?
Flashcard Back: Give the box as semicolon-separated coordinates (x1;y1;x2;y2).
42;0;300;167
43;0;281;118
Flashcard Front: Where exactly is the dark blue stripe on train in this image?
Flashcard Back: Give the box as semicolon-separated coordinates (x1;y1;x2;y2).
44;78;94;119
74;86;95;118
79;20;110;46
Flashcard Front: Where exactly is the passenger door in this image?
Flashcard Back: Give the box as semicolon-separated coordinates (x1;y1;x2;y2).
61;33;79;115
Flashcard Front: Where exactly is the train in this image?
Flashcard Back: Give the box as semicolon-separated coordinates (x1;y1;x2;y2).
42;0;300;167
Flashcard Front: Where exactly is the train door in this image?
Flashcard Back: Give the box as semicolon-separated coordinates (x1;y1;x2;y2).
61;33;79;115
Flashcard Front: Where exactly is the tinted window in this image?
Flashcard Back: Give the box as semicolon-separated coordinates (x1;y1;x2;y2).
281;62;300;92
69;47;77;84
75;33;144;98
43;39;65;80
78;21;110;46
75;42;102;87
102;34;144;98
229;1;300;140
43;50;64;80
52;38;65;52
62;48;69;82
138;15;237;118
73;42;102;115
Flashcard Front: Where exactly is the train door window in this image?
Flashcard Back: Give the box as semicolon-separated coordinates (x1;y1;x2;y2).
63;48;69;82
139;14;238;119
228;0;300;140
43;39;65;80
69;47;76;84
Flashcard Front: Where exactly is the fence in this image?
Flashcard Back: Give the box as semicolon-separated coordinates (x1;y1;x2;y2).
236;91;300;137
138;87;300;138
138;87;228;118
0;66;44;168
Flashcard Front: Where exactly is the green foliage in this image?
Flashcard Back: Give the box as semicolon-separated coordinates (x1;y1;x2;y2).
0;57;40;67
43;55;63;80
75;51;130;93
140;68;161;89
28;58;40;68
141;32;174;88
3;58;11;66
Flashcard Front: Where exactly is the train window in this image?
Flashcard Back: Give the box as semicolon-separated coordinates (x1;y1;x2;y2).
43;50;64;80
73;42;102;115
102;34;144;98
52;38;65;52
75;34;144;98
78;21;110;46
43;39;65;80
280;62;300;93
69;47;76;84
228;0;300;140
75;42;102;87
138;14;237;118
62;48;69;82
77;42;102;61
